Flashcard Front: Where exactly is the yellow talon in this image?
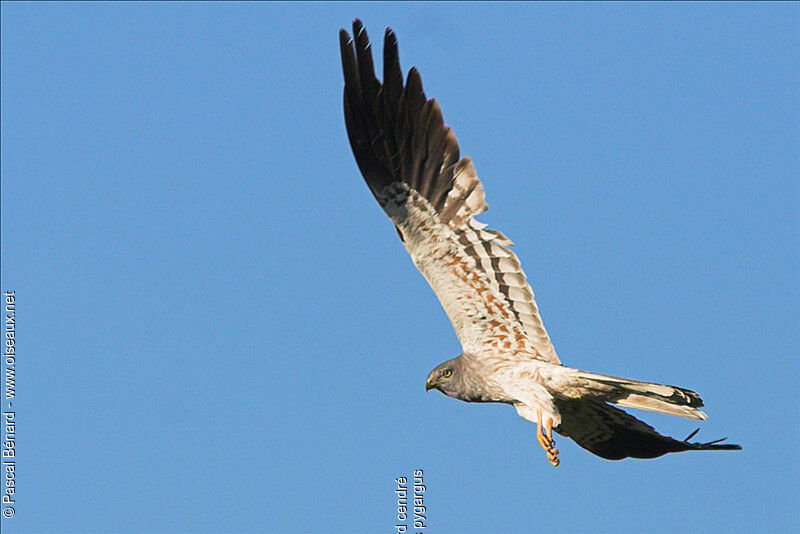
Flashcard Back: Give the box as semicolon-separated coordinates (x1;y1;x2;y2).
537;410;561;467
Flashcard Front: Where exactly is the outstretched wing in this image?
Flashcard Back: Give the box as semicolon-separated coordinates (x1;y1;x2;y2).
340;20;558;363
554;398;741;460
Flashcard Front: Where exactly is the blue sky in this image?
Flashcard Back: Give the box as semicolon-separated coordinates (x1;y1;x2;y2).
1;3;798;533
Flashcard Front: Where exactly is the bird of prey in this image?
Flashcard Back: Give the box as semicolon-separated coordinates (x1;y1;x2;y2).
339;20;741;466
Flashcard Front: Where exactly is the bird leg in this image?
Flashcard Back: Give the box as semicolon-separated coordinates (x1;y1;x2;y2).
536;409;560;467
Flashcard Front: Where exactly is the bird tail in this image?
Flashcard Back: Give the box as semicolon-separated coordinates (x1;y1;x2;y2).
569;369;708;420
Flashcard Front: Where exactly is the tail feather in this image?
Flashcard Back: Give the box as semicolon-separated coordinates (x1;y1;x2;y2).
571;370;708;420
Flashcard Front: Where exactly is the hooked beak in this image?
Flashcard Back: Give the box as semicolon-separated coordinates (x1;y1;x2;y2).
425;376;436;392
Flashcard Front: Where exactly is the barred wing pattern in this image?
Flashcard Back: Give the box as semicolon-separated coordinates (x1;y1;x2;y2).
340;21;558;363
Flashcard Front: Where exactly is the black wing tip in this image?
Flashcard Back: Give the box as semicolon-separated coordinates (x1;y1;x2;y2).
383;27;399;65
429;98;443;116
697;438;742;450
697;443;742;451
353;19;370;49
405;67;425;98
339;28;352;47
348;19;392;39
340;19;460;211
683;428;742;450
341;21;402;88
683;428;701;442
683;428;742;451
339;28;358;90
710;444;743;451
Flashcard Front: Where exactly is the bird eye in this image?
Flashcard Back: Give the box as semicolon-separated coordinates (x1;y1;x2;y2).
442;369;452;378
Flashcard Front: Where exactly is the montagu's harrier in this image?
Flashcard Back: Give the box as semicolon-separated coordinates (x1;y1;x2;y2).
339;20;740;466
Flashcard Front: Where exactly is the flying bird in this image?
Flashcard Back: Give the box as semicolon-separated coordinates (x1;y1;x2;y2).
339;20;741;466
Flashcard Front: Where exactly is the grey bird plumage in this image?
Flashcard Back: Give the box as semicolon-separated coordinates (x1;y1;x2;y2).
340;20;740;464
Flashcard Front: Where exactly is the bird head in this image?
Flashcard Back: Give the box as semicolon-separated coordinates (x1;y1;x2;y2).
425;358;459;395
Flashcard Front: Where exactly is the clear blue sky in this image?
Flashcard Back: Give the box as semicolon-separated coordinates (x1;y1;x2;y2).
2;3;798;533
